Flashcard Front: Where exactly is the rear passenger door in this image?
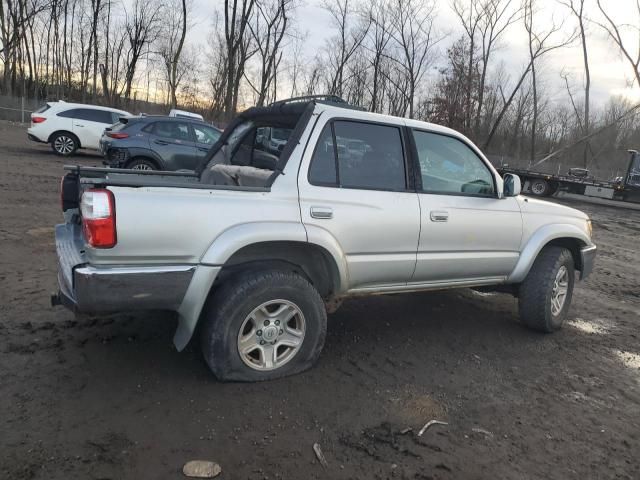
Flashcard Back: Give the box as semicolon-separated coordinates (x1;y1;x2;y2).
297;119;421;290
70;108;115;149
145;121;198;170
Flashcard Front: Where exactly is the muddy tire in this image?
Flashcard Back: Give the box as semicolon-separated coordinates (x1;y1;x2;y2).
200;269;327;382
51;132;79;156
518;246;575;332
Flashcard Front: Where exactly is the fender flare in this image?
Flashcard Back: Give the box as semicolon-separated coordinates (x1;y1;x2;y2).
507;223;591;283
200;222;308;265
173;222;350;351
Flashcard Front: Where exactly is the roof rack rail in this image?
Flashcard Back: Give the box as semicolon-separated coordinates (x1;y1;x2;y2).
268;95;350;107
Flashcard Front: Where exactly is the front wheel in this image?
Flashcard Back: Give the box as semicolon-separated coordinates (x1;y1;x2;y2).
518;246;575;332
200;269;327;381
51;133;78;156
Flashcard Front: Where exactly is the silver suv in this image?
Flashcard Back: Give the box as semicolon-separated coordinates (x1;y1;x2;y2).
53;96;596;382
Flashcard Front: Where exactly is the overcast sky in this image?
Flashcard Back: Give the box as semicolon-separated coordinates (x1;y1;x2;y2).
190;0;640;106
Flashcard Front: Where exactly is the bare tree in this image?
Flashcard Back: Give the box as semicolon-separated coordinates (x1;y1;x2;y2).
223;0;256;118
364;0;391;112
385;0;440;118
484;1;572;150
474;0;520;138
123;0;161;101
560;0;590;167
246;0;293;106
596;0;640;88
158;0;191;108
321;0;369;97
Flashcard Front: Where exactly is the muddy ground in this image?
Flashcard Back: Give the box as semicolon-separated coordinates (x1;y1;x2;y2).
1;120;639;479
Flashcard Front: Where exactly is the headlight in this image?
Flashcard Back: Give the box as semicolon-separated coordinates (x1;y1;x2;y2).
586;219;593;238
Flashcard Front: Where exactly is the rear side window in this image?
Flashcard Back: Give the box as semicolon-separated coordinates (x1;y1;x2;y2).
57;108;114;124
147;121;191;141
308;120;406;191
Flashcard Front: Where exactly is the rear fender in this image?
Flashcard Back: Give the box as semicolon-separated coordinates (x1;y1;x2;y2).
173;222;349;351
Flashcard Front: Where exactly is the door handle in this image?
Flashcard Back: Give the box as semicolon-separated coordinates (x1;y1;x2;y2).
430;210;449;222
75;124;84;127
310;206;333;219
198;147;210;152
154;140;169;145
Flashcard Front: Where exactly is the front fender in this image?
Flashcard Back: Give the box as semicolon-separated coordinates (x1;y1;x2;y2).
507;223;591;283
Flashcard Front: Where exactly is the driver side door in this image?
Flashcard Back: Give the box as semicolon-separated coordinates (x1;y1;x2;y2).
410;129;523;284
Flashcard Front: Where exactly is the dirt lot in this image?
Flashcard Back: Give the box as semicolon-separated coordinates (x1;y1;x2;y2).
1;119;639;480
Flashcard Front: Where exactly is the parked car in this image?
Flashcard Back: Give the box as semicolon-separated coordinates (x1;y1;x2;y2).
28;101;130;156
256;126;292;155
169;109;205;121
53;95;596;382
100;116;222;171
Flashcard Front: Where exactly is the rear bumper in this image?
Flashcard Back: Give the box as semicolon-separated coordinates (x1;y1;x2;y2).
580;245;597;280
27;131;46;143
54;223;195;314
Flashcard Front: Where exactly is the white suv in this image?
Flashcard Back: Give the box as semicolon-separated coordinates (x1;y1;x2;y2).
28;102;130;156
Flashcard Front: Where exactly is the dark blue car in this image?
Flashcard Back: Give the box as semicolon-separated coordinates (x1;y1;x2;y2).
100;116;222;171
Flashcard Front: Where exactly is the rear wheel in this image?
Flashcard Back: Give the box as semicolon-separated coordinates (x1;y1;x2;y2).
51;133;78;156
518;246;575;332
127;158;158;170
200;269;327;382
529;178;550;196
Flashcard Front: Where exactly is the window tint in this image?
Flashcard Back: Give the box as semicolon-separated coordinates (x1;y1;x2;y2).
309;121;405;190
413;130;495;197
58;108;114;123
150;121;191;141
308;125;337;185
193;124;221;145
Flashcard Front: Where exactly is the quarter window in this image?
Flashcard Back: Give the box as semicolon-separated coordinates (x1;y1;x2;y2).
308;121;406;191
412;130;495;197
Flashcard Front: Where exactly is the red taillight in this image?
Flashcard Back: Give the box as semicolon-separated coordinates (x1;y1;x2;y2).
106;131;129;139
80;189;116;248
31;116;46;123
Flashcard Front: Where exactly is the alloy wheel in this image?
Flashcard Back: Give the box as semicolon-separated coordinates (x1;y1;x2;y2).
237;299;306;371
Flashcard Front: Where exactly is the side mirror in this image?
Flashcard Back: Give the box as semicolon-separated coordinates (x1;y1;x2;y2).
503;173;521;197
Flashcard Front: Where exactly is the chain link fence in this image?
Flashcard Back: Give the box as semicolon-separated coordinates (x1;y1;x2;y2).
0;94;42;123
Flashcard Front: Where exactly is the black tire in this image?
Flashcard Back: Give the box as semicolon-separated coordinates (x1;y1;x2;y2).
50;132;79;156
529;178;549;196
518;246;575;332
126;157;158;170
200;269;327;382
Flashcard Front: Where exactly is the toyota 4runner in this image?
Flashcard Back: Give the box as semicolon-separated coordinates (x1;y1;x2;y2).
53;96;596;381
